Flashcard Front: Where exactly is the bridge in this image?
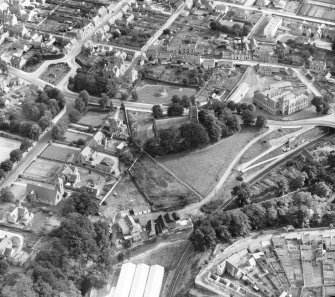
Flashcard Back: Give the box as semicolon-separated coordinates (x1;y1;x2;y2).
267;114;335;129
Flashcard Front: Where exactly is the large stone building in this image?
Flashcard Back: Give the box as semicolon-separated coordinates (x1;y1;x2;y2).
263;17;282;39
253;86;309;116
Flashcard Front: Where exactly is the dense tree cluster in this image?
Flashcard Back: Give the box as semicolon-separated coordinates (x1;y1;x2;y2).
0;87;65;139
311;95;332;114
1;189;117;297
52;120;69;140
191;190;335;251
210;21;252;37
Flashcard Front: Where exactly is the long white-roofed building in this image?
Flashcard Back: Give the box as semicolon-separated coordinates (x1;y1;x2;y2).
143;265;165;297
112;262;136;297
129;264;150;297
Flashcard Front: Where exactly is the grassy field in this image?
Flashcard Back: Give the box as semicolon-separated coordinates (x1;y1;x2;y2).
136;82;196;105
23;159;62;182
100;174;150;220
0;137;21;162
40;144;80;162
64;131;91;142
79;111;109;127
130;155;199;211
158;128;260;196
240;127;301;164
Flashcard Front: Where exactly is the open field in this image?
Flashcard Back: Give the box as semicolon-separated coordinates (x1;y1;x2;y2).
136;82;196;105
240;127;301;164
40;144;79;162
39;63;70;85
23;159;63;182
64;131;91;142
158;128;260;196
0;137;21;162
131;155;199;211
79;111;109;127
100;174;150;220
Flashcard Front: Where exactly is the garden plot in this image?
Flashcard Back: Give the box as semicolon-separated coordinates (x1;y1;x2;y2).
79;111;109;127
40;144;80;162
39;63;70;85
130;155;199;211
0;136;21;162
64;131;91;142
23;159;63;182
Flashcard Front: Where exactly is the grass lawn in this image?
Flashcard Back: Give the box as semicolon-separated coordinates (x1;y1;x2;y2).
136;82;197;105
23;159;62;182
39;63;70;85
130;155;199;211
64;131;91;142
100;174;150;221
158;128;260;196
239;127;301;164
79;111;109;127
40;144;80;162
0;137;21;162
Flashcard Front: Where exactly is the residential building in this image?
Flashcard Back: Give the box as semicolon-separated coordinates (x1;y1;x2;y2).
0;236;12;255
6;204;34;226
96;157;115;174
309;60;326;73
88;131;105;149
77;146;98;165
203;59;215;69
263;17;282;38
26;178;64;206
273;0;286;9
118;215;142;241
61;165;81;187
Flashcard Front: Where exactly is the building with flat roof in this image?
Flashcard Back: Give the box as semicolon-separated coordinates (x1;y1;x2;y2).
264;17;282;38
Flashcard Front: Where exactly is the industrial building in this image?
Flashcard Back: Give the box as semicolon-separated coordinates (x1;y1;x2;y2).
107;263;165;297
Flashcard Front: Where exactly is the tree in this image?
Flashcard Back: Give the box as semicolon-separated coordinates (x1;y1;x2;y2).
202;113;222;143
0;259;8;275
1;160;13;172
20;138;33;152
227;101;236;111
61;188;99;217
182;77;189;85
277;178;289;196
19;121;41;140
74;97;85;112
9;119;20;133
79;90;90;106
255;115;267;129
119;150;134;166
290;175;306;191
241;110;256;126
190;225;216;251
171;95;181;104
313;182;331;197
131;92;138;101
180;122;209;149
311;96;324;113
0;169;5;180
242;204;266;229
167;103;184;117
99;94;109;110
38;111;52;131
181;95;190;108
10;149;23;163
68;109;82;123
231;183;252;206
152;104;163;119
0;187;14;202
52;121;68;140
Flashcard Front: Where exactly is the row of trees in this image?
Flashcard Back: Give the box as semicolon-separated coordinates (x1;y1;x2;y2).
191;189;335;251
210;21;252;37
0;138;32;181
1;188;118;296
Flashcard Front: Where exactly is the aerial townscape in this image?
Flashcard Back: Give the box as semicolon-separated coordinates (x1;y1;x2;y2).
0;0;334;296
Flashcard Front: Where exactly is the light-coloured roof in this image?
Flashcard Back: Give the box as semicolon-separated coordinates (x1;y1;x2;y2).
129;264;150;297
143;265;165;297
113;263;136;297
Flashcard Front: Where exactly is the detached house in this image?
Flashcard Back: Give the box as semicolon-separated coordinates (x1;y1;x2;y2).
88;131;105;149
309;60;326;73
62;165;81;187
7;204;34;226
77;146;98;166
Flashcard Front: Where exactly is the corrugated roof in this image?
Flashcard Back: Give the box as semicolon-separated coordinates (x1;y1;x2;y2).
114;263;136;297
143;265;164;297
129;264;150;297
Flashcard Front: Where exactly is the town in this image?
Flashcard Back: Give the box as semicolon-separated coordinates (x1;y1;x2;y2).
0;0;333;296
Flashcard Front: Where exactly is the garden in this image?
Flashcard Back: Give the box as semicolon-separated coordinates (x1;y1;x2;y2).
130;154;200;211
0;137;21;163
39;143;80;163
39;63;71;85
79;111;110;127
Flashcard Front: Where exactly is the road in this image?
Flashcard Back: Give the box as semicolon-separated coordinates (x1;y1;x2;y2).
216;0;335;26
